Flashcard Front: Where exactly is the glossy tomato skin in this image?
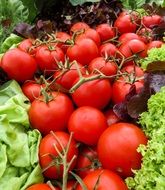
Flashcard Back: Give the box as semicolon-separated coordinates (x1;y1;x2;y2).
29;92;74;135
147;40;164;51
76;169;128;190
22;81;44;102
121;65;144;77
66;38;99;66
142;15;162;28
114;14;137;34
39;131;78;179
75;146;101;178
96;23;116;42
1;48;37;83
18;39;36;55
72;77;112;109
76;28;101;47
26;183;59;190
70;22;90;34
66;180;78;190
56;31;71;53
99;43;118;58
35;45;65;73
104;109;120;126
88;57;117;77
97;122;148;178
68;106;108;146
118;33;140;45
53;63;86;90
137;27;153;43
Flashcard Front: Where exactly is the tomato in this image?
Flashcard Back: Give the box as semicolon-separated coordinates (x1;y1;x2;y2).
75;146;101;178
114;13;138;34
142;14;162;28
26;183;59;190
99;43;118;58
1;48;37;83
29;91;74;135
22;80;44;102
66;38;99;66
70;22;90;34
104;109;120;126
118;33;140;45
76;169;128;190
39;131;78;179
18;38;36;55
88;57;117;77
97;122;148;178
147;40;164;51
56;31;71;53
35;45;65;74
119;39;147;63
137;27;153;43
96;23;116;42
75;28;101;47
68;106;108;146
72;76;112;109
66;180;78;190
121;65;144;77
53;62;86;90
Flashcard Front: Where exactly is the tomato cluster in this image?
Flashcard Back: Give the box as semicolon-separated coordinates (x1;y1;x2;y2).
1;11;164;190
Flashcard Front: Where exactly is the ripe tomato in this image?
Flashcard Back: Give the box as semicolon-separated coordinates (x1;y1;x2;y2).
68;106;108;146
99;43;118;58
114;13;137;34
56;31;71;53
53;62;86;90
66;38;99;66
104;109;120;126
21;80;44;102
70;22;90;34
97;122;148;178
75;146;101;178
35;45;65;73
72;76;112;109
39;131;78;179
119;39;147;61
88;57;117;77
75;28;101;47
147;40;164;51
1;48;37;83
18;38;36;55
66;180;77;190
118;33;140;45
137;27;153;43
142;14;162;28
121;65;144;77
76;169;128;190
26;183;59;190
29;91;74;135
96;23;116;42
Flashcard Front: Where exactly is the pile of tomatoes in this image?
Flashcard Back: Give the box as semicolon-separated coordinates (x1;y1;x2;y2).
0;10;164;190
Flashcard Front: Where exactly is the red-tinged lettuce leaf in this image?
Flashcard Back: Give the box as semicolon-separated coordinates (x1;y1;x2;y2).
113;72;165;120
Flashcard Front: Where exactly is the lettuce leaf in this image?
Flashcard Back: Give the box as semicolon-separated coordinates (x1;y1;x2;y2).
126;86;165;189
0;80;43;190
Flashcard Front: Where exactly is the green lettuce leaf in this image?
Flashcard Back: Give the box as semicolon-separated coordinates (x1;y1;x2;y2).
0;80;43;190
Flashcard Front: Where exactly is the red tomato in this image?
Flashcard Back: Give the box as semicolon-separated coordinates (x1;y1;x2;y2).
97;122;148;178
68;106;108;146
96;23;116;42
76;28;101;47
137;27;153;43
53;62;86;90
75;146;101;178
72;76;112;109
119;39;147;61
147;40;164;51
66;180;78;190
29;92;74;135
26;183;59;190
70;22;90;34
18;39;36;55
121;65;144;77
66;38;99;66
118;33;140;45
104;109;120;126
56;31;71;53
76;169;128;190
35;45;65;73
99;43;118;58
1;48;37;83
21;81;44;102
88;57;117;77
39;131;78;179
142;15;162;28
114;13;138;34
